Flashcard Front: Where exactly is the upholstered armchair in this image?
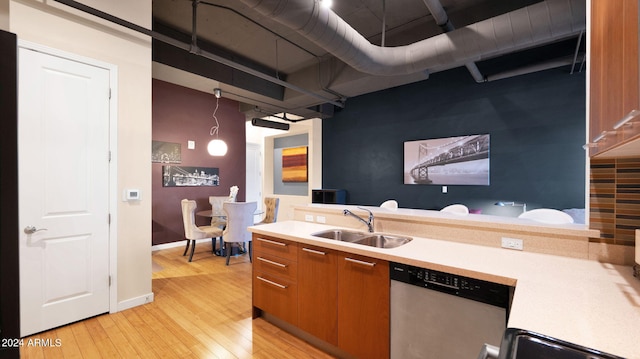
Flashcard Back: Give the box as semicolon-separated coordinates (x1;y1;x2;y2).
222;201;257;265
181;199;223;262
255;197;280;225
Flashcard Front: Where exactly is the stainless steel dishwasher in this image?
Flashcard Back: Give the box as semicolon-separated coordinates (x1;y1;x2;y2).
390;262;513;359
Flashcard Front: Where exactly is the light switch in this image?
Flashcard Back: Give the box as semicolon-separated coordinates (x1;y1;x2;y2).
442;186;448;193
188;140;195;149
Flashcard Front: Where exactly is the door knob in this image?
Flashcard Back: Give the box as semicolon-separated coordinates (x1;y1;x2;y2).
24;226;47;234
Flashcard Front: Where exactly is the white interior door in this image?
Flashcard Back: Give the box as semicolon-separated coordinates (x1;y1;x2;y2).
246;143;262;220
18;46;111;337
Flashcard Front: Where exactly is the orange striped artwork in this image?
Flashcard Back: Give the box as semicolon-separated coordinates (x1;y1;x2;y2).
282;146;308;182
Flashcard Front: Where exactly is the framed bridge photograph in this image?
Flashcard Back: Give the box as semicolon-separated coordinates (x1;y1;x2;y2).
162;166;220;187
403;134;490;185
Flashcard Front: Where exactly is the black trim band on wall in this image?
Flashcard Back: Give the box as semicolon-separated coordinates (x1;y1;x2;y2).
0;29;20;359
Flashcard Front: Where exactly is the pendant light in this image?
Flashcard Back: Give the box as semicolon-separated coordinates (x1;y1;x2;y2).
207;88;228;156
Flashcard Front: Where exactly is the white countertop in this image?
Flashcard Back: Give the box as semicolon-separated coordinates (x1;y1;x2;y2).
248;220;640;359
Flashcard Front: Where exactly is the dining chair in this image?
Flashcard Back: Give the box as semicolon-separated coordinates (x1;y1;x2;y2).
209;196;229;254
255;197;280;225
222;201;257;265
518;208;574;224
209;196;229;225
380;199;398;209
181;199;223;262
440;204;469;215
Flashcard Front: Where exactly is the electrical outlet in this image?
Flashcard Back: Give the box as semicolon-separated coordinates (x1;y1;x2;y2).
501;237;523;250
442;186;448;193
316;215;326;223
305;214;314;222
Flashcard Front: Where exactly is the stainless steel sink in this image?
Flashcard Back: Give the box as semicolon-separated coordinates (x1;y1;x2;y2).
310;229;368;242
352;234;412;249
310;229;412;249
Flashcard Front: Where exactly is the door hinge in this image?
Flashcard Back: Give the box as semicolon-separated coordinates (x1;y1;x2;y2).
109;88;112;99
109;275;112;286
108;213;111;224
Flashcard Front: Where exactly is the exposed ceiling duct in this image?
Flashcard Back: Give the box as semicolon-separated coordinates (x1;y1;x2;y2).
238;0;585;77
421;0;485;83
149;0;586;119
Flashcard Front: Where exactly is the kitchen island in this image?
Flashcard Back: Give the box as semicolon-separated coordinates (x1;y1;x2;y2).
248;205;640;359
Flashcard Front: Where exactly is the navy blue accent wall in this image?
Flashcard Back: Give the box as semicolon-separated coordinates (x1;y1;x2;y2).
322;67;586;216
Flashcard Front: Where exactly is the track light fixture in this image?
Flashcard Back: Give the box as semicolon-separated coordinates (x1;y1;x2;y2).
251;118;290;131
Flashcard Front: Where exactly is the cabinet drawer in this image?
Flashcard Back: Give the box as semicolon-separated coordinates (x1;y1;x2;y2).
254;253;297;281
253;272;298;325
252;234;297;260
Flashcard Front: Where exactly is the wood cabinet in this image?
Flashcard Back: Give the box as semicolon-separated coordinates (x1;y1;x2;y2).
297;244;339;345
253;235;390;358
252;235;298;325
337;253;390;359
589;0;640;156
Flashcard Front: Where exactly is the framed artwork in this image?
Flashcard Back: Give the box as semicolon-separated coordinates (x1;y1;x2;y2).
162;166;220;187
282;146;308;182
152;141;181;163
404;134;490;185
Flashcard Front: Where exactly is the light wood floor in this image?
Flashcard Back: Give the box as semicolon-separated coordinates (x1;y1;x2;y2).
20;245;335;358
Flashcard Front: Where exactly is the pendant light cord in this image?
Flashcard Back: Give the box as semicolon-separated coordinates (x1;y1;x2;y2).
210;96;220;137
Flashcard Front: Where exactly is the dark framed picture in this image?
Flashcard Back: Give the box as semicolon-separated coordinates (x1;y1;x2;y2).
404;134;490;185
152;141;181;163
162;166;220;187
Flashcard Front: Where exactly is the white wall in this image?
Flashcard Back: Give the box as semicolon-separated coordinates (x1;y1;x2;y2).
0;0;8;31
259;118;322;220
10;0;152;307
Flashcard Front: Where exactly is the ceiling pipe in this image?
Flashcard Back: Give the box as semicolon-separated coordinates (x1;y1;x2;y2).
570;30;584;74
238;0;585;77
51;0;346;109
381;0;386;47
198;1;348;104
485;56;579;82
421;0;485;83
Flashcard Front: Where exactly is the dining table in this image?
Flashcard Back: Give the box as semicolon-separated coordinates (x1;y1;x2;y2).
196;209;264;218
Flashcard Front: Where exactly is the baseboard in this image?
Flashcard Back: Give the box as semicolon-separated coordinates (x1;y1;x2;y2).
152;241;184;251
117;292;154;312
151;239;212;252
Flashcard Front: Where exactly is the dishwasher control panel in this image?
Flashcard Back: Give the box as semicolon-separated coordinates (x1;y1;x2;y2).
390;262;511;309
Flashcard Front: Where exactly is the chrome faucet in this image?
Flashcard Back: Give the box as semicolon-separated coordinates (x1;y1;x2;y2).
343;207;375;233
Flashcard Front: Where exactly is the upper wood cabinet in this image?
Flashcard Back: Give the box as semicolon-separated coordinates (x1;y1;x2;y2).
589;0;640;156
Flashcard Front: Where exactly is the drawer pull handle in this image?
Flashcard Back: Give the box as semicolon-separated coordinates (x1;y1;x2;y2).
257;237;287;247
257;256;287;268
256;276;287;289
302;247;326;255
345;257;376;267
